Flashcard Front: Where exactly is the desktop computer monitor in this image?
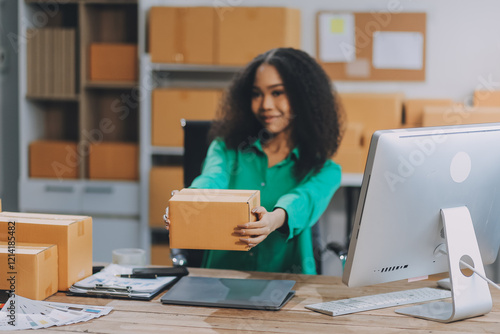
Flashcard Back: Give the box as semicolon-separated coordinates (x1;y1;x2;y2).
342;123;500;322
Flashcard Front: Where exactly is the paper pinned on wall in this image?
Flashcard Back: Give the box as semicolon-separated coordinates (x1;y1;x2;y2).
319;13;355;63
372;31;424;70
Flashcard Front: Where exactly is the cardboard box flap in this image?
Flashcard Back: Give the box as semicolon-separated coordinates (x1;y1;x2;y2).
179;188;258;197
0;212;89;221
0;216;81;226
173;189;260;203
171;195;256;204
0;242;57;255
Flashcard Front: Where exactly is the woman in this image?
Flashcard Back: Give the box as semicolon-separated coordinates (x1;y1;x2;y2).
166;48;343;275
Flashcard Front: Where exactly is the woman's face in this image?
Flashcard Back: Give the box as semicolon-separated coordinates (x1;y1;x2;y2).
251;64;292;136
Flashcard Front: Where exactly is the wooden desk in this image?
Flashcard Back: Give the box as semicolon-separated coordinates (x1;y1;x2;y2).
40;268;500;333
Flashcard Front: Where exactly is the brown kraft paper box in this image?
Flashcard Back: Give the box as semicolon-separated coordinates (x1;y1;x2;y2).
169;189;260;251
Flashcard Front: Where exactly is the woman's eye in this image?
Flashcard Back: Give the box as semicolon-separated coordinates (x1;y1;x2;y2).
272;90;285;97
251;91;261;98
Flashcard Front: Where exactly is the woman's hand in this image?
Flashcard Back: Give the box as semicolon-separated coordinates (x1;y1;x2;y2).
163;190;179;231
235;207;287;249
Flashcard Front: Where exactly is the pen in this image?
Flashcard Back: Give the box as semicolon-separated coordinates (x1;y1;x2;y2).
116;274;157;279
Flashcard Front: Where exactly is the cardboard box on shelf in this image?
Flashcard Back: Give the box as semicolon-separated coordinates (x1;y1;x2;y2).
29;140;78;179
334;122;366;174
152;89;221;147
333;147;367;174
0;242;58;300
216;7;301;65
149;7;216;64
340;122;365;148
88;142;138;181
90;43;138;81
151;244;173;266
473;90;500;107
149;166;184;228
169;189;260;251
422;106;500;127
404;99;454;127
0;212;92;291
338;93;404;137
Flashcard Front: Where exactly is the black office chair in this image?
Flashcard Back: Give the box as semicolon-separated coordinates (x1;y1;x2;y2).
170;120;212;268
314;187;361;274
182;120;212;188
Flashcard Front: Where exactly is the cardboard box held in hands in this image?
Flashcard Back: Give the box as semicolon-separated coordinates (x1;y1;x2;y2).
169;189;260;251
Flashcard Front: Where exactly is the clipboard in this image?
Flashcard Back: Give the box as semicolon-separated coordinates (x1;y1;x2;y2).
68;264;185;300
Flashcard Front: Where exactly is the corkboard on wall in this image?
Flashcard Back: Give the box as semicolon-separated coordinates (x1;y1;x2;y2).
316;11;426;81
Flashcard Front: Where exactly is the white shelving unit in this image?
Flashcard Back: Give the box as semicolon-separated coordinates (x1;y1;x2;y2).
18;0;142;262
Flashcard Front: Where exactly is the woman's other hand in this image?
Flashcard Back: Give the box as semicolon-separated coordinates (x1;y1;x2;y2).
163;190;179;230
236;207;286;249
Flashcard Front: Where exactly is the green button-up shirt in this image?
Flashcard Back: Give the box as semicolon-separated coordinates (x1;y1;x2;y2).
190;138;341;275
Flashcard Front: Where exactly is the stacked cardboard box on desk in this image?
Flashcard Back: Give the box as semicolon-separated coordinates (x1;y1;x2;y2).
0;242;58;301
0;212;92;300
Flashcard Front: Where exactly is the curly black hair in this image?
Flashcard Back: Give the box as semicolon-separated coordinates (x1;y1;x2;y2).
210;47;343;181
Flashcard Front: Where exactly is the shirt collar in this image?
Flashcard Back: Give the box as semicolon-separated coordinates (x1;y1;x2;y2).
249;139;300;161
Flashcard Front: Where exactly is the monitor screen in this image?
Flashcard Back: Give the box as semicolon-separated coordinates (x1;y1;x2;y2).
343;123;500;288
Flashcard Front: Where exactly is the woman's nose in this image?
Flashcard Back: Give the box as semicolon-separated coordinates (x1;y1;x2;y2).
261;94;273;110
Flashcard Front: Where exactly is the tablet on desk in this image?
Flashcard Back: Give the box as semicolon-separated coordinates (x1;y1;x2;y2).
160;276;296;311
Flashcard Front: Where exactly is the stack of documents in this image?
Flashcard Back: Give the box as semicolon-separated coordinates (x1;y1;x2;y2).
69;264;178;300
0;295;112;330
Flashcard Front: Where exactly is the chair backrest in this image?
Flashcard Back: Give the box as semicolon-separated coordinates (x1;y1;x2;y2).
182;120;212;188
178;120;212;268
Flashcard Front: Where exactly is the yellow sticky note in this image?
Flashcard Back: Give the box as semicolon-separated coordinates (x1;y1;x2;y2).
330;18;344;33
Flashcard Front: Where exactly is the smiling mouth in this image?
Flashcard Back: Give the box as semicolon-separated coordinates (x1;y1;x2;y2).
261;115;280;123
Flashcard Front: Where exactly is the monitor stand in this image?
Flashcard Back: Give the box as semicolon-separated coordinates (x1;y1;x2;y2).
396;206;492;323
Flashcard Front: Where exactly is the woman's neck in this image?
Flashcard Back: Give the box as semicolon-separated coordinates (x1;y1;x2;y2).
262;131;294;167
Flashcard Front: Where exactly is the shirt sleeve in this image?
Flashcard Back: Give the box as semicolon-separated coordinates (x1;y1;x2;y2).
189;138;232;189
274;160;342;241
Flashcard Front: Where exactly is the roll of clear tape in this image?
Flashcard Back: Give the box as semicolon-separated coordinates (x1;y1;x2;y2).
112;248;146;266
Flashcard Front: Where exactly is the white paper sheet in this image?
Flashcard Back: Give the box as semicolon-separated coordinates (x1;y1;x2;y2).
0;295;112;331
319;13;356;63
372;31;424;70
